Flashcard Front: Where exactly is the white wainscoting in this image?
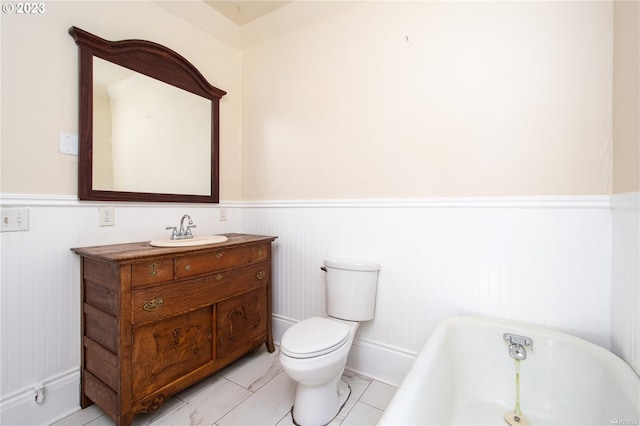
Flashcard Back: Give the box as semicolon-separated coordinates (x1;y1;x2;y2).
0;194;621;425
240;196;613;384
611;192;640;375
0;195;239;425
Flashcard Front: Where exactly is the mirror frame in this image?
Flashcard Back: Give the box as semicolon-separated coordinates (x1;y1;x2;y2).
69;26;226;203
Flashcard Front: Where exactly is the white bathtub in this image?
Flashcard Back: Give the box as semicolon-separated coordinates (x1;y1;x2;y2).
379;316;640;425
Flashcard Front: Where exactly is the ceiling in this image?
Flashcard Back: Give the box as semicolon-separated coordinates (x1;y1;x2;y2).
203;1;293;25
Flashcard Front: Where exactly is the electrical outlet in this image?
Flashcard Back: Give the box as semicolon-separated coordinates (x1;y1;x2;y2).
219;207;227;221
99;206;115;227
1;208;30;232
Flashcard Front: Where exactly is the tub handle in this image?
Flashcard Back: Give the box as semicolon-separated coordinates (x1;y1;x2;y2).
503;333;533;350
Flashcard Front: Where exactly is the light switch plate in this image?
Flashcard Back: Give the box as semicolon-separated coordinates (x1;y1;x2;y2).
1;208;30;232
60;133;78;156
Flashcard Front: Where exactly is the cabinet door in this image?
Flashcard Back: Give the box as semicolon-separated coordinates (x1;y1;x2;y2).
132;307;213;397
217;287;267;360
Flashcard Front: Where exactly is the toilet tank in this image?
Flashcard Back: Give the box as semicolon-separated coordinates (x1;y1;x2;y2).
324;258;380;321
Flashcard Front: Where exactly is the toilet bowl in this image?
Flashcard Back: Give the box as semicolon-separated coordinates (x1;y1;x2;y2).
279;258;380;426
280;317;358;425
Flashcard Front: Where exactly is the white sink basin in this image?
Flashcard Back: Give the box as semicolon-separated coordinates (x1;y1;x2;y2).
149;235;228;247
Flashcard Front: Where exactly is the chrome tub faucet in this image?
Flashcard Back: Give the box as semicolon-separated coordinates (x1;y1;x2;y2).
504;333;533;360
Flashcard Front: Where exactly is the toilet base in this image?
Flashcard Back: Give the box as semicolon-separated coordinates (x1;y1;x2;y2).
291;378;351;426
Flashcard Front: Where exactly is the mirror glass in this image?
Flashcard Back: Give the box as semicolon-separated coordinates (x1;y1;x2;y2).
92;58;211;196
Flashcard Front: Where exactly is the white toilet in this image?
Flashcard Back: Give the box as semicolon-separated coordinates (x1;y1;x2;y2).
279;258;380;426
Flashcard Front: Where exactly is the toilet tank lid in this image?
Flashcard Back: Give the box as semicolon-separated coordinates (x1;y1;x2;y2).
324;258;380;272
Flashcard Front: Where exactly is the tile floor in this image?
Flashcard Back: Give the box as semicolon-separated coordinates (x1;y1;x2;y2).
53;346;397;426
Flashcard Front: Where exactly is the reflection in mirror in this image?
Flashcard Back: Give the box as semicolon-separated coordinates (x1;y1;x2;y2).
92;58;211;196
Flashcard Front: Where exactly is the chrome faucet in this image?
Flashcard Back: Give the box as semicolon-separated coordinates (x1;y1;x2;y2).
165;214;197;240
503;333;533;360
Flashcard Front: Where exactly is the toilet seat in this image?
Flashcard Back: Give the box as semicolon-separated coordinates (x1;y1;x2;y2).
280;317;351;359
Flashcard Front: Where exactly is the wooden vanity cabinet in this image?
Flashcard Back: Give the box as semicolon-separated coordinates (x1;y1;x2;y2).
72;234;277;426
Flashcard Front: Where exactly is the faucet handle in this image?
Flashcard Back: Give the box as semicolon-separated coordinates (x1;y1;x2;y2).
185;224;197;237
165;226;178;239
503;333;533;349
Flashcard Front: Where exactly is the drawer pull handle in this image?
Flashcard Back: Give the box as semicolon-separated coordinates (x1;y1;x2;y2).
143;298;163;311
215;253;223;259
216;274;223;280
256;270;266;280
184;264;191;271
149;262;159;277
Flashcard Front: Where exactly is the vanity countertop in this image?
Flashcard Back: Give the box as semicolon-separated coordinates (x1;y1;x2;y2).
72;233;277;262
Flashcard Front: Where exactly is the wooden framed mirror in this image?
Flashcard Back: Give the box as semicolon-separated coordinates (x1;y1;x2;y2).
69;27;226;203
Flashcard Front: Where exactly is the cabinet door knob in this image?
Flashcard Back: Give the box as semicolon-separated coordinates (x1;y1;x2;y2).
215;252;223;259
143;298;163;311
256;270;266;280
184;264;191;271
216;274;223;280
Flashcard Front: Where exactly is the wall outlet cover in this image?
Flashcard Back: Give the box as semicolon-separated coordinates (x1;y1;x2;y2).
99;206;115;227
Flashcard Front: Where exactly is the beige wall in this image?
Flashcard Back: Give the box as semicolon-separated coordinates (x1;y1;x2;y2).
613;0;640;194
2;1;631;201
242;1;615;199
0;1;243;200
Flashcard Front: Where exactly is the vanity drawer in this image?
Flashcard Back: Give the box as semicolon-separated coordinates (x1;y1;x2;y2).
131;258;174;287
175;247;250;279
131;262;270;324
251;244;270;262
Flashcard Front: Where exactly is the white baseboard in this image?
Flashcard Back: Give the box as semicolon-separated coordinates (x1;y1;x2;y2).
272;313;296;345
346;339;417;387
272;315;416;387
0;369;80;426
